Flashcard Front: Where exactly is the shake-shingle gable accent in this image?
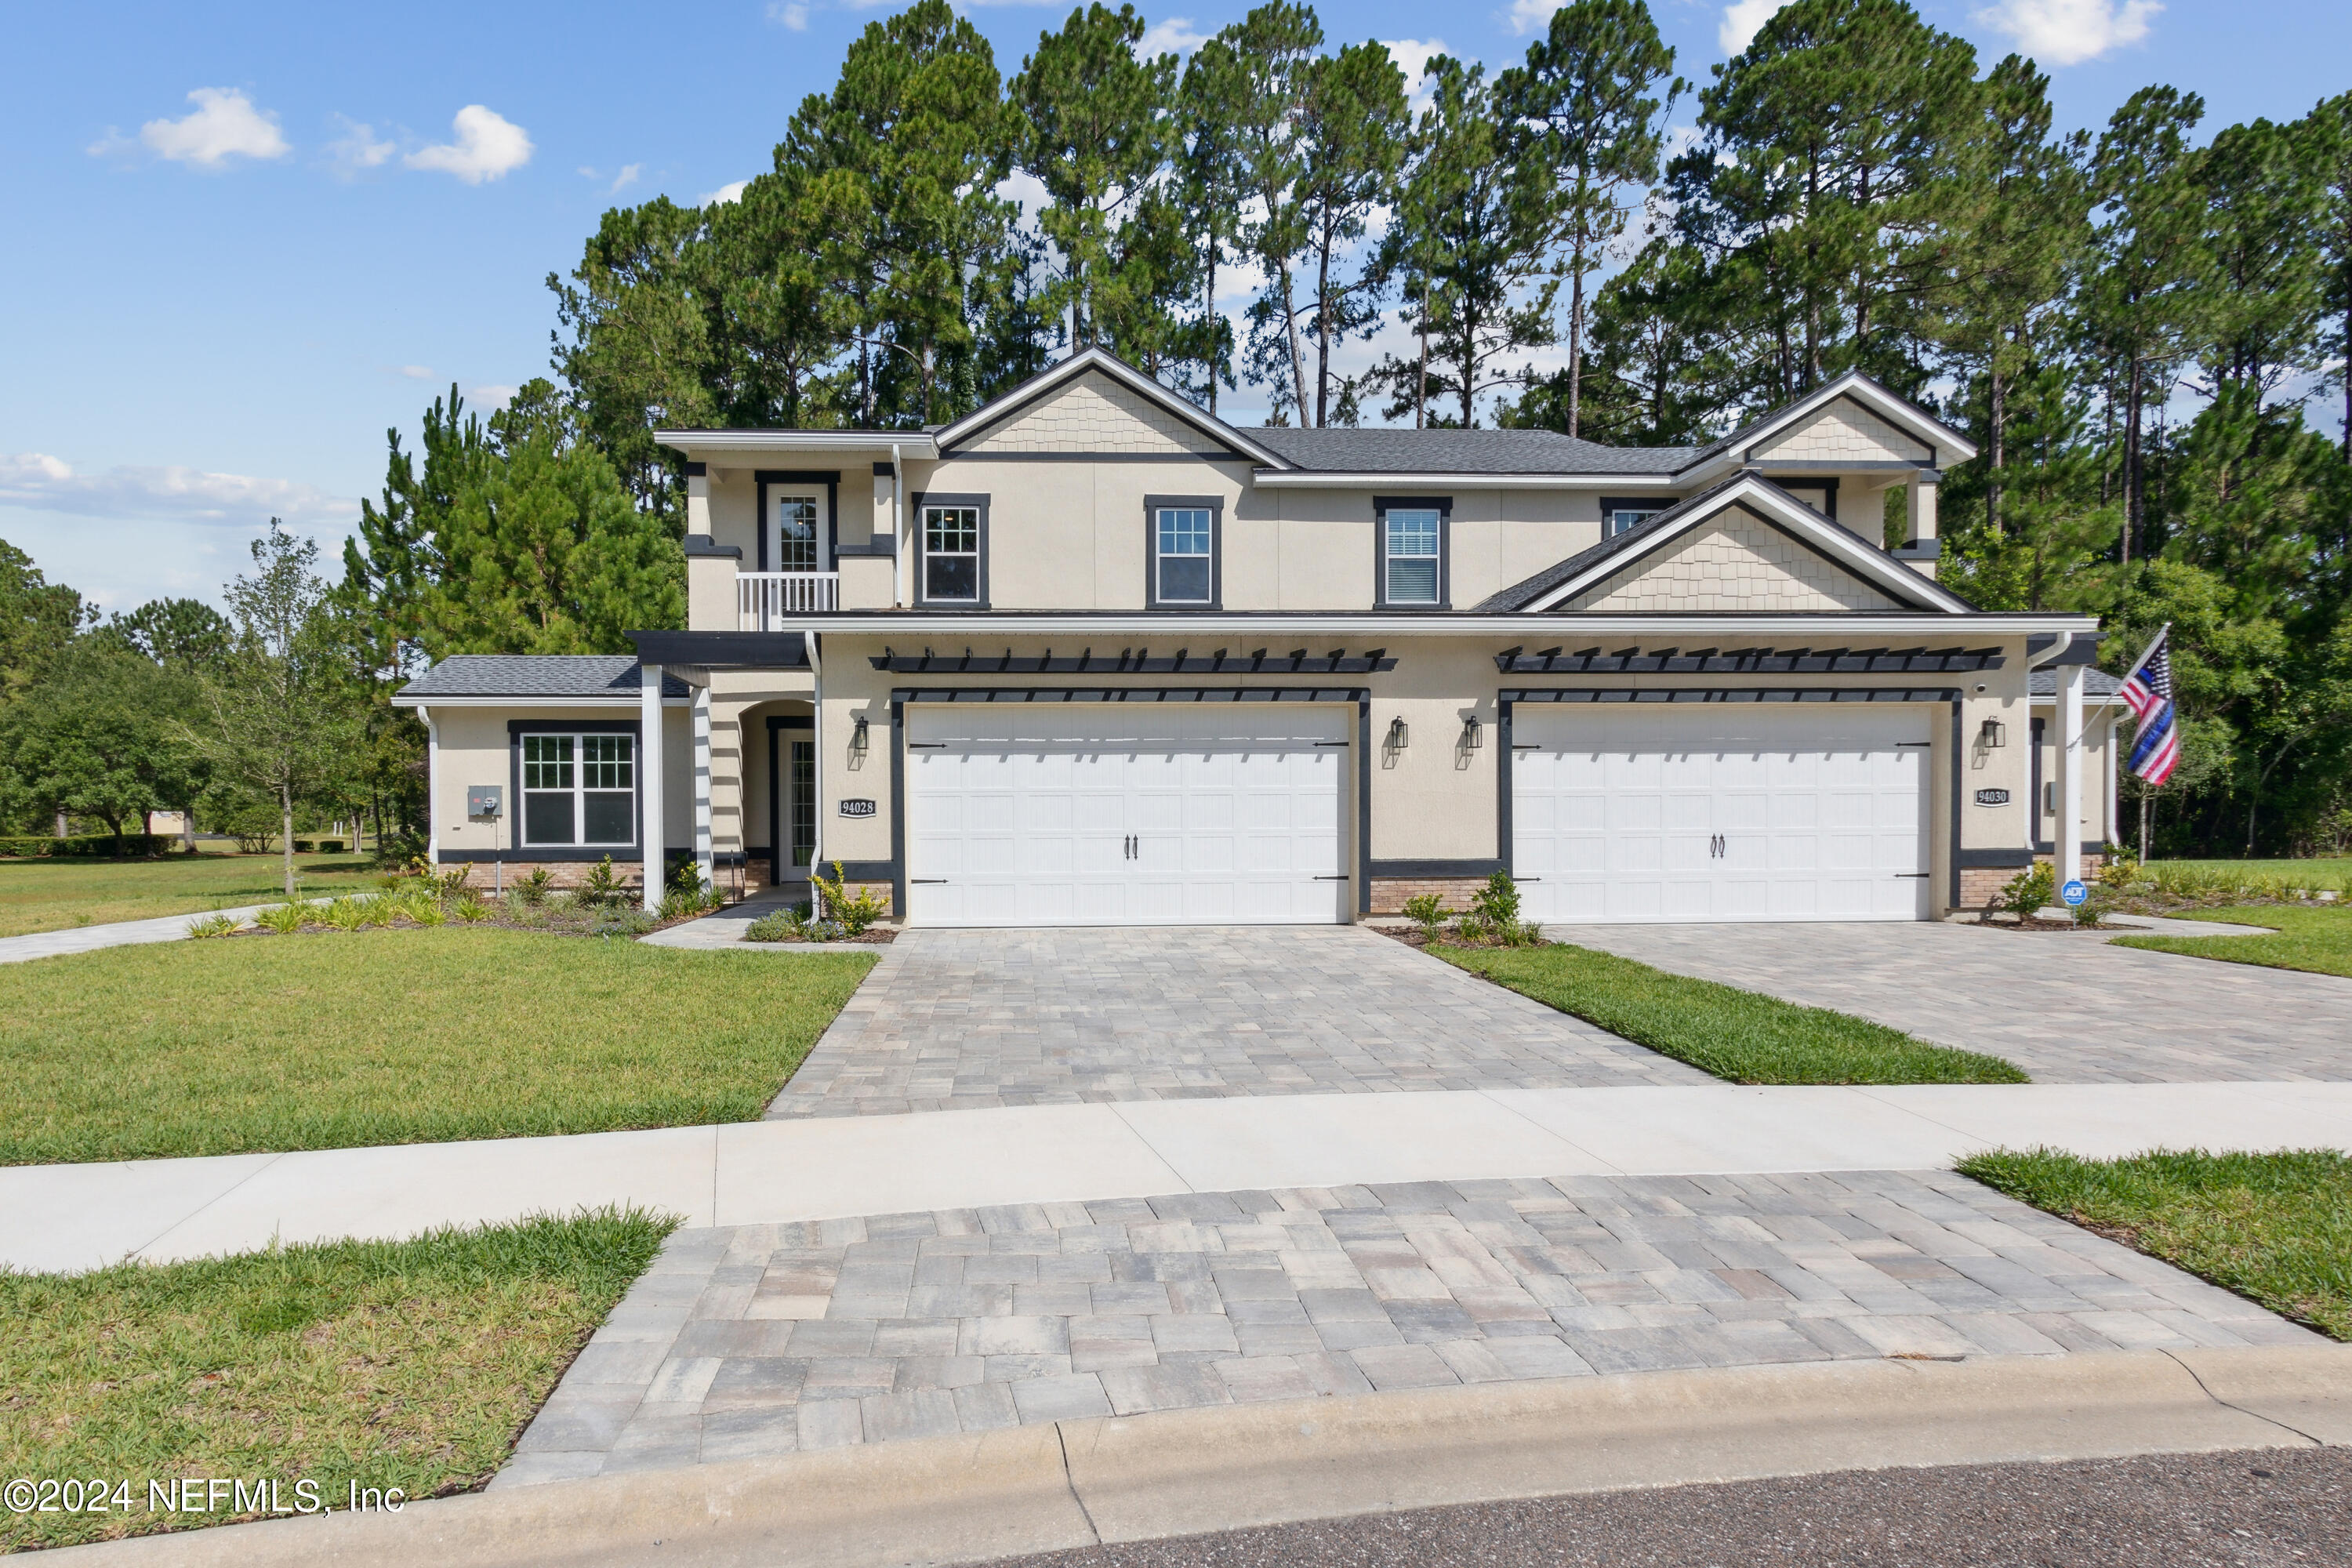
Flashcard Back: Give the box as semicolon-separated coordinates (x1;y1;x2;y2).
931;347;1290;467
1477;473;1971;615
1671;370;1977;480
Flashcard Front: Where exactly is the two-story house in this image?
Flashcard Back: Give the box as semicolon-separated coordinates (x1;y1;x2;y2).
395;348;2122;924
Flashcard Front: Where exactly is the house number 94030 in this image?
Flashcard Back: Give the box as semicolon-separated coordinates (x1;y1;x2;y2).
1973;788;2011;806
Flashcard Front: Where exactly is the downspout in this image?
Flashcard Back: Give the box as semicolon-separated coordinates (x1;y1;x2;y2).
891;442;906;608
808;633;824;873
421;706;438;868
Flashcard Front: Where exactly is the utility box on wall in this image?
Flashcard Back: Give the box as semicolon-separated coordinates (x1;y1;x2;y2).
467;785;504;818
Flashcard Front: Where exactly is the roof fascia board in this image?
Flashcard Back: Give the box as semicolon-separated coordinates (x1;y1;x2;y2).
748;611;2092;637
1252;471;1680;489
657;431;942;460
1675;375;1979;483
932;349;1290;468
390;695;694;709
1525;479;1971;615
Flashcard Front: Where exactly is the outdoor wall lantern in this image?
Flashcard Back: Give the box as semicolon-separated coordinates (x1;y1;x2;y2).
851;715;870;755
1386;717;1409;750
1977;717;2006;749
1460;716;1483;750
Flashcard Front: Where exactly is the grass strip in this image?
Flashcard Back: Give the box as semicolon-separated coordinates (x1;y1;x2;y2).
0;1206;676;1552
0;851;379;939
2110;903;2352;979
1434;941;2027;1084
1959;1147;2352;1341
0;928;876;1164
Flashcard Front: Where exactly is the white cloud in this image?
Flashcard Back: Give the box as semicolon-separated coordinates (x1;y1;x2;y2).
608;162;642;195
405;105;533;184
1138;17;1211;56
0;452;350;528
1719;0;1788;53
768;1;810;27
468;385;520;411
129;88;289;169
1505;0;1562;36
701;179;752;206
994;169;1051;223
325;115;396;176
392;365;434;379
1973;0;2159;65
1382;39;1449;114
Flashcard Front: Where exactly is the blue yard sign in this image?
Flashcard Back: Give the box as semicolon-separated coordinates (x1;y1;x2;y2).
2060;879;2089;907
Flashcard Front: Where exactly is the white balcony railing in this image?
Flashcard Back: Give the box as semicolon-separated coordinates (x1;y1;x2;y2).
737;572;839;628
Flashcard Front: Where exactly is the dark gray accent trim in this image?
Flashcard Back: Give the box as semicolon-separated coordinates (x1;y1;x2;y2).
765;713;816;882
832;860;898;882
835;535;896;557
1752;460;1927;473
682;533;741;559
1374;496;1451;611
1597;495;1677;539
1357;695;1372;916
871;648;1396;675
911;491;990;609
1497;699;1515;874
768;716;815;729
1372;858;1505;878
626;630;809;670
1958;847;2036;869
1948;697;1964;910
890;698;906;916
872;461;896;477
682;461;708;477
2034;840;2111;855
506;718;642;857
755;470;840;575
1498;686;1963;704
1494;644;2002;675
2031;715;2045;851
1143;494;1224;611
437;848;691;866
1891;539;1944;561
891;686;1371;705
2024;631;2107;665
1768;475;1839;518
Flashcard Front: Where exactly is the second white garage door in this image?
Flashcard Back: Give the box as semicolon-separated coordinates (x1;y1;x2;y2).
905;706;1350;927
1512;705;1932;924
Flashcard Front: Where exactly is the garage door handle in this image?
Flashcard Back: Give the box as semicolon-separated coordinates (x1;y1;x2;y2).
1312;874;1350;880
1893;873;1930;879
1314;741;1349;747
908;742;946;749
911;878;948;884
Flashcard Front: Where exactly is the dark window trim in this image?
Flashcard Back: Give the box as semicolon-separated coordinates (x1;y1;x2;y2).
1598;495;1676;539
911;490;990;608
754;470;840;575
1142;494;1224;610
1371;858;1506;879
765;714;814;882
505;718;641;860
1771;475;1840;520
1373;495;1450;611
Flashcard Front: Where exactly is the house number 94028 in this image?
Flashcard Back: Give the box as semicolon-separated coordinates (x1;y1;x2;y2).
837;798;877;818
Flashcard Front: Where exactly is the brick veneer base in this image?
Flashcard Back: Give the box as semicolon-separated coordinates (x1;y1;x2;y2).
1367;877;1493;916
437;858;783;895
1958;855;2109;912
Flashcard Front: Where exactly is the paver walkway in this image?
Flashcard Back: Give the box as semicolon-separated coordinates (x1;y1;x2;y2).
496;1168;2319;1485
1564;922;2352;1083
767;927;1705;1118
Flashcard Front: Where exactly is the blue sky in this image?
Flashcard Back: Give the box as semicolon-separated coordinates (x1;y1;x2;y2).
2;0;2344;612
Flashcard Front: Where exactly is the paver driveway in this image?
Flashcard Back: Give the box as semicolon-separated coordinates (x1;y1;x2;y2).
766;926;1704;1118
1565;921;2352;1083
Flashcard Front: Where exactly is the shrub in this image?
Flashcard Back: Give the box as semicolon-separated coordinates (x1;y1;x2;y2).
324;897;368;932
1470;871;1521;929
292;840;315;854
666;858;715;898
812;861;888;937
452;895;491;924
1995;863;2056;918
0;833;174;858
255;901;310;935
577;856;626;909
315;839;345;854
594;907;659;936
186;913;240;939
657;889;712;921
408;897;448;927
516;867;554;907
742;909;808;942
1401;892;1450;933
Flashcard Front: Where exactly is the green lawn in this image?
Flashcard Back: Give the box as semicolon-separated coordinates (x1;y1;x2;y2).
1;1208;673;1552
0;929;876;1163
1433;942;2026;1084
2145;857;2352;891
1960;1148;2352;1341
2111;903;2352;979
0;850;379;939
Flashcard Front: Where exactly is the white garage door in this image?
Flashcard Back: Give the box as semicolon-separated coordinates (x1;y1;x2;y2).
905;706;1350;927
1512;706;1931;924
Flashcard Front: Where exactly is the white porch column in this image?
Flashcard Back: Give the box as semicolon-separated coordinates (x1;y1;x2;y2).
693;685;714;891
421;706;439;867
641;663;666;911
2057;660;2085;897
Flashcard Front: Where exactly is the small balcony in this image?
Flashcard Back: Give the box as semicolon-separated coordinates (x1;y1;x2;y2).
737;572;839;629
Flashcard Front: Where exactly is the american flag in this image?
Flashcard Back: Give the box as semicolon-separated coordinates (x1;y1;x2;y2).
2119;628;2180;786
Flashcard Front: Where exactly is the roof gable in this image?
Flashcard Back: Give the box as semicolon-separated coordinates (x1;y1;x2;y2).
1676;371;1976;475
934;348;1285;466
1752;397;1933;465
1562;505;1900;613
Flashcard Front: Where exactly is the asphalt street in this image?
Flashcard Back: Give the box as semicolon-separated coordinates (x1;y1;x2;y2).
993;1447;2352;1567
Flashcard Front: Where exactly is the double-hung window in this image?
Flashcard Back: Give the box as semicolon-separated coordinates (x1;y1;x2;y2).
1602;497;1673;539
1146;497;1220;608
1379;504;1444;606
521;732;635;848
920;499;983;604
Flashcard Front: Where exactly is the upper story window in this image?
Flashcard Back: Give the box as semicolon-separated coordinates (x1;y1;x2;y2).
1602;497;1674;538
1376;499;1447;608
918;495;986;604
1145;495;1222;608
776;496;821;571
521;732;634;847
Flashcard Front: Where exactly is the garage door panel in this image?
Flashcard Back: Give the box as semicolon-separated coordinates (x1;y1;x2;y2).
1514;706;1930;925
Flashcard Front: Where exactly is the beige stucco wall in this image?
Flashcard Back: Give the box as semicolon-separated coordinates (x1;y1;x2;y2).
2029;705;2122;848
424;703;692;862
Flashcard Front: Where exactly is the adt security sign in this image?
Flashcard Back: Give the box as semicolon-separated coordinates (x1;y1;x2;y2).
2060;879;2089;907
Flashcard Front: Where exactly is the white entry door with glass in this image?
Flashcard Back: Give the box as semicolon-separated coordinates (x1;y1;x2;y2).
742;488;833;626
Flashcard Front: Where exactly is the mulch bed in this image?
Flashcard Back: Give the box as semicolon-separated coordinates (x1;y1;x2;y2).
746;927;898;945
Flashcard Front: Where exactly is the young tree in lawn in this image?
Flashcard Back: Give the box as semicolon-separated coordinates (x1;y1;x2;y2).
1011;4;1178;355
198;524;364;895
1497;0;1680;439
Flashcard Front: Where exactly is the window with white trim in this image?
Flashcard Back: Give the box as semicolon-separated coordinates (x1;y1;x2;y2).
521;733;635;847
1383;508;1441;604
1154;506;1213;604
923;505;980;602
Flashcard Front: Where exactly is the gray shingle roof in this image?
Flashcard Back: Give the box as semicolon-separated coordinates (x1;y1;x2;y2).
398;654;689;701
1248;426;1693;476
2030;668;2125;698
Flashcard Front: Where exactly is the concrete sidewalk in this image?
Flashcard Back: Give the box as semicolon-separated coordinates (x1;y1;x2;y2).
9;1080;2352;1275
0;902;288;965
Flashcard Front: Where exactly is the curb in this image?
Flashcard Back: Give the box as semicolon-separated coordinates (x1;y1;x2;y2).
41;1344;2352;1567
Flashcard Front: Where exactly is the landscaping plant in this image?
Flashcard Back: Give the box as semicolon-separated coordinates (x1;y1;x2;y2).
254;900;310;935
515;867;554;906
812;860;888;936
577;855;626;908
1401;892;1450;935
185;913;239;939
1995;863;2056;918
